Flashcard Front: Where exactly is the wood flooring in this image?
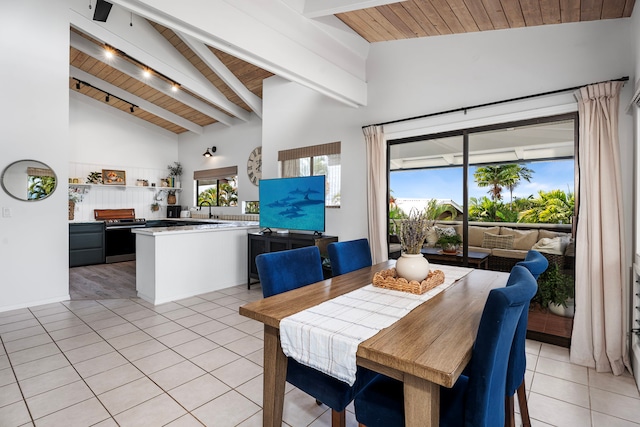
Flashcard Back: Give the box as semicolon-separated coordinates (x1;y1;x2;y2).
526;304;573;348
69;261;137;300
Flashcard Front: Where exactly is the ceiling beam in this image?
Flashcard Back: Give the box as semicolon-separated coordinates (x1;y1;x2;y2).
70;66;205;134
70;31;238;127
301;0;404;18
109;0;368;107
177;32;263;118
69;8;250;123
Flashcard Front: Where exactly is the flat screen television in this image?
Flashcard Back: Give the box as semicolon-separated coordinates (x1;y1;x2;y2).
259;175;326;234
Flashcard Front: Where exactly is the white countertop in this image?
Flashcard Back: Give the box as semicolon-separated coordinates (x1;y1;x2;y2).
133;219;259;236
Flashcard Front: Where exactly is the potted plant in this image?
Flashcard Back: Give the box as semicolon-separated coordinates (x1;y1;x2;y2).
437;231;462;254
396;207;432;281
534;263;575;317
150;202;160;212
167;162;182;188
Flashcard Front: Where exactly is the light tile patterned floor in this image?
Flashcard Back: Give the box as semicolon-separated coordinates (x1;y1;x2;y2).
0;284;639;426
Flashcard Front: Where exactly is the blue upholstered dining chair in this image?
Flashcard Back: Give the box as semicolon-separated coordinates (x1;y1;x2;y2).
505;250;547;427
327;238;373;276
353;265;538;427
255;245;378;427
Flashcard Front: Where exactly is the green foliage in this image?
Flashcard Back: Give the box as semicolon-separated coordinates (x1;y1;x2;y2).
436;233;462;246
198;180;238;207
473;164;534;201
468;196;521;222
534;263;574;308
167;162;183;177
518;189;574;224
28;176;55;200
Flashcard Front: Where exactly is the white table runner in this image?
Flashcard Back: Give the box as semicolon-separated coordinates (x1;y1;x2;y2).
279;264;473;385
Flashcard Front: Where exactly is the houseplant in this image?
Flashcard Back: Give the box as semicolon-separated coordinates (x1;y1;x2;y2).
396;207;431;281
167;162;182;188
534;262;575;317
437;230;462;254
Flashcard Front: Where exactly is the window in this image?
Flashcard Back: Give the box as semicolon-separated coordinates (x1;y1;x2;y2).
278;142;341;207
194;166;238;207
389;113;577;266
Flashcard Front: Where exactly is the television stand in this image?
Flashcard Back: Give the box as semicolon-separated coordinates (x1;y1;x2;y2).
247;232;337;289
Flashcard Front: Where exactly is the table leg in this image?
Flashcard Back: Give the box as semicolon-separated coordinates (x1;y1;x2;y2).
404;374;439;427
263;324;287;427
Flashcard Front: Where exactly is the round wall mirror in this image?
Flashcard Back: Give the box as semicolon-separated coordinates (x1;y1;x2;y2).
1;160;58;201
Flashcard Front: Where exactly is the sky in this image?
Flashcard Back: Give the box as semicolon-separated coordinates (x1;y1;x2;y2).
389;159;575;205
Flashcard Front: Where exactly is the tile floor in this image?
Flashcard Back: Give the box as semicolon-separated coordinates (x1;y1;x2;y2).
1;284;639;426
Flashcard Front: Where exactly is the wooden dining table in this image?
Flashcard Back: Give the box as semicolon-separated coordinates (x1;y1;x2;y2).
239;260;509;427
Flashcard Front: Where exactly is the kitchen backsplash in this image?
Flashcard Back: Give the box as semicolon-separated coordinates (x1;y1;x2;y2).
69;162;182;221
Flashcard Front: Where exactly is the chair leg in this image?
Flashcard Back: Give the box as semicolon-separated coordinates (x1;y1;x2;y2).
517;381;531;427
331;409;346;427
504;394;516;427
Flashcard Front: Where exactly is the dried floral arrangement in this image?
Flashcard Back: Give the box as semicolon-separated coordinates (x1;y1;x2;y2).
400;207;434;254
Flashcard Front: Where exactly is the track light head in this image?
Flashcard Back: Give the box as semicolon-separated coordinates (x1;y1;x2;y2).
130;105;135;113
75;81;81;90
105;94;110;102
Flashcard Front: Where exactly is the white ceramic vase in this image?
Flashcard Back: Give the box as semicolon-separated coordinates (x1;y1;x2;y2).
395;253;430;282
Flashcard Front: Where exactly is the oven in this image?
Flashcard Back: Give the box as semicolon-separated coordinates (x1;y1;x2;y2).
95;209;146;263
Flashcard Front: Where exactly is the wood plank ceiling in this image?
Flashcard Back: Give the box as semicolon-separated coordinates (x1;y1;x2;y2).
69;0;634;134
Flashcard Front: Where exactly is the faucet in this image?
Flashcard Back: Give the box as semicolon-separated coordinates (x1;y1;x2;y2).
199;201;213;218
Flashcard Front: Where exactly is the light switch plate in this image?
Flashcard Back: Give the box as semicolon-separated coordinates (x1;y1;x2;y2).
2;207;11;218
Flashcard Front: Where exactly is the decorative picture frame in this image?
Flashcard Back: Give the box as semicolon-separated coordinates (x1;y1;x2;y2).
102;169;126;185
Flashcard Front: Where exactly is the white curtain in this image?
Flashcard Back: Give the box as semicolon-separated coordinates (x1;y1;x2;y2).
571;81;630;375
363;125;388;264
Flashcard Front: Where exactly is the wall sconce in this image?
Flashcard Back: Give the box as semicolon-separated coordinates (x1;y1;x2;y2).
203;146;217;157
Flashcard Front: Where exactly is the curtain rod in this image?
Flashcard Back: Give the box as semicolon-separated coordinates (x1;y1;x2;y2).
363;76;629;129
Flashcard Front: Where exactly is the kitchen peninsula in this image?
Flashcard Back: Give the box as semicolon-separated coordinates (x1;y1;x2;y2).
133;219;259;305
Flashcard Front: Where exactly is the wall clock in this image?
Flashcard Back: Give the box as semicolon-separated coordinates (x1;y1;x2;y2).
247;146;262;186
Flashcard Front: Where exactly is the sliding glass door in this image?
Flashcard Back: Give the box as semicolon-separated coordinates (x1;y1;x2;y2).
388;113;577;270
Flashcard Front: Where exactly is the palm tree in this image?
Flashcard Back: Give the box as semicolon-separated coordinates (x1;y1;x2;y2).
473;164;535;202
501;164;534;203
473;165;506;201
518;189;575;224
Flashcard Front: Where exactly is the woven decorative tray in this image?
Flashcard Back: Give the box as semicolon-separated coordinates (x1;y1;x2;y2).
372;268;445;295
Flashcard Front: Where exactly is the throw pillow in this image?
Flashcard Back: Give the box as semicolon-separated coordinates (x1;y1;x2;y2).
482;232;514;250
532;236;570;255
499;227;539;251
425;227;439;247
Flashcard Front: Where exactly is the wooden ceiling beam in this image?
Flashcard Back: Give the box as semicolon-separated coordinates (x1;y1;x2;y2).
70;66;204;134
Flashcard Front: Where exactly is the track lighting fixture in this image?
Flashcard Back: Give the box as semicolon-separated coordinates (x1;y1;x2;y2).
72;78;138;114
203;146;217;158
103;44;181;91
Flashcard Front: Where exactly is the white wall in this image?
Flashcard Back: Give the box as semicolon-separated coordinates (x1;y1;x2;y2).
0;0;71;311
68;94;179;221
262;19;634;243
177;117;262;216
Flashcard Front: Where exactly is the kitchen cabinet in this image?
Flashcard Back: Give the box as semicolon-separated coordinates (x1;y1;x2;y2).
69;223;105;267
247;232;337;288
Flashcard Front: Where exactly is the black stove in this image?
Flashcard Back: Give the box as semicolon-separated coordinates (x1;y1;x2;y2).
94;209;145;263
